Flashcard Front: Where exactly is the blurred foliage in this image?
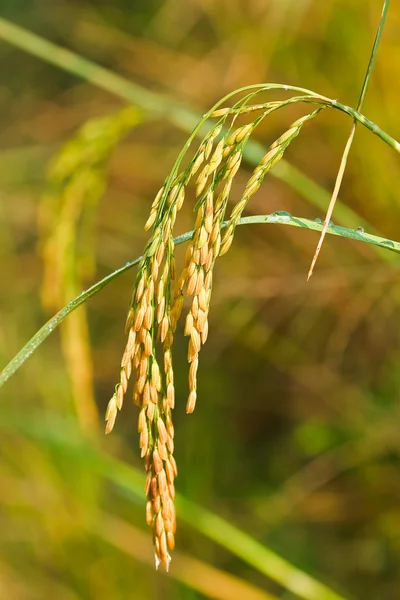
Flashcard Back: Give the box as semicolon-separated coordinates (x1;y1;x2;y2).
1;1;400;599
39;106;144;431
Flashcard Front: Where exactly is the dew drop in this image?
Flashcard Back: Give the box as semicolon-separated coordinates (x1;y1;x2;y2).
273;210;291;222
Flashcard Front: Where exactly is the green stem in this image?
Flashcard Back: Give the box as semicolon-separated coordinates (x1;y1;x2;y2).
307;0;391;279
1;213;399;388
356;0;390;111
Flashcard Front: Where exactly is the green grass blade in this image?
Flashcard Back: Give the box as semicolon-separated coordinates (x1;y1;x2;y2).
1;213;399;388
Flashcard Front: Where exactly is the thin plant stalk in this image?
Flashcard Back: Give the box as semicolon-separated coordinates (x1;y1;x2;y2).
307;0;391;279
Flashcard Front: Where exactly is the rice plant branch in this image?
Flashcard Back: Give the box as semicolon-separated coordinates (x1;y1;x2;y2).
307;0;391;279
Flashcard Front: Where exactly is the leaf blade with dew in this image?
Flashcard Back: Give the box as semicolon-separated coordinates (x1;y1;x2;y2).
2;214;400;387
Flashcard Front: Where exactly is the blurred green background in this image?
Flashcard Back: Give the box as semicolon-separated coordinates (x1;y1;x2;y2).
1;1;400;598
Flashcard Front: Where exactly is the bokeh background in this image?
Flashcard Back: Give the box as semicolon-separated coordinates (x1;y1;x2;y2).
1;1;400;598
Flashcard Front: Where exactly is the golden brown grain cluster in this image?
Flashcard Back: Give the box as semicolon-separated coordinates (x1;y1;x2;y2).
105;93;322;569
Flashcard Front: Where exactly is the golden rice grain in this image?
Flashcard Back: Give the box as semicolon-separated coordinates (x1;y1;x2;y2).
186;390;197;413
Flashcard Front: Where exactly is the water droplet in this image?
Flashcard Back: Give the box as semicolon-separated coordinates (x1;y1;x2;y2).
315;218;323;224
272;210;291;222
356;226;364;233
381;240;395;248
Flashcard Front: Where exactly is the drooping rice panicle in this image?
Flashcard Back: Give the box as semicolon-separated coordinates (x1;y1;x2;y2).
105;177;187;569
105;91;324;569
